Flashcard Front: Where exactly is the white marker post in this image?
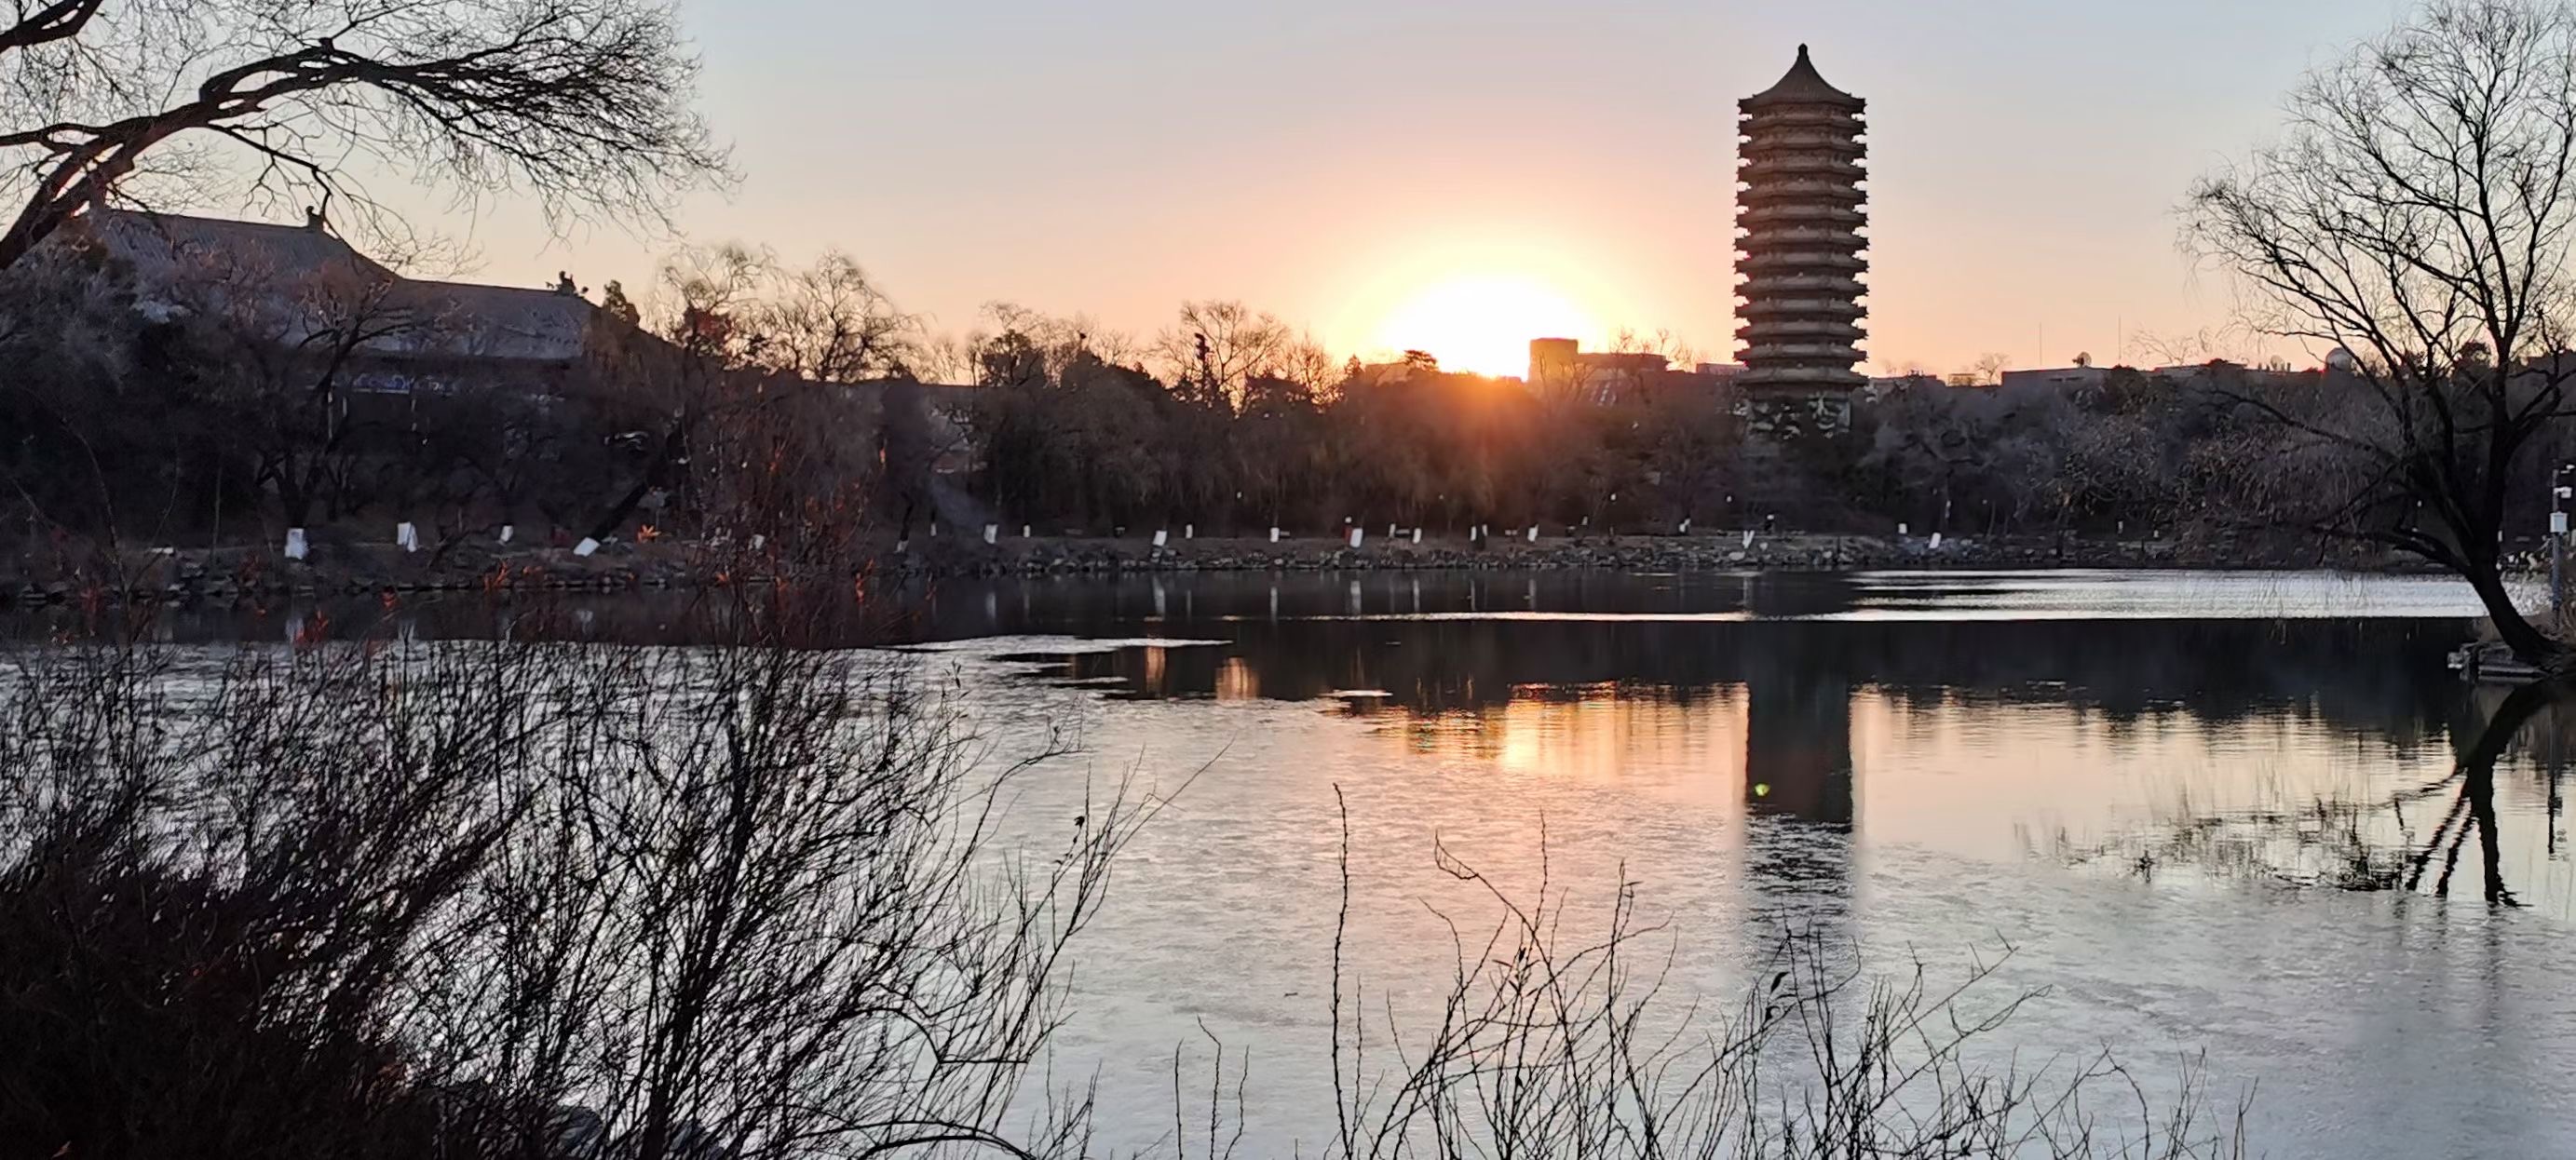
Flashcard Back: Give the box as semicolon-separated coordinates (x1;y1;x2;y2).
397;522;419;552
1930;532;1945;551
1153;529;1169;548
284;528;309;560
1412;528;1423;545
983;524;998;545
1270;527;1282;543
498;524;515;545
1185;523;1195;540
1349;528;1364;549
1527;526;1539;543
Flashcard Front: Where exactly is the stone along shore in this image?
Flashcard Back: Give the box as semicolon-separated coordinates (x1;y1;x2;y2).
0;529;2423;608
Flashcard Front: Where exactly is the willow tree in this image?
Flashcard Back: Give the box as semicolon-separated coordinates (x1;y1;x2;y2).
0;0;726;269
2185;0;2576;665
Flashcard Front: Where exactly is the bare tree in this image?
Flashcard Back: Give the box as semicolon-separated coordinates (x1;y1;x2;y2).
1606;324;1699;369
1152;300;1293;412
1276;330;1342;405
1307;794;2249;1159
0;231;153;538
928;302;1136;390
743;251;919;383
2128;327;2245;369
0;620;1166;1160
158;240;447;531
0;0;726;270
2184;0;2576;665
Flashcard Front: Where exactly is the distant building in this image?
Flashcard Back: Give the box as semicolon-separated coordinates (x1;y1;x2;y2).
1736;45;1869;397
68;208;626;398
58;208;991;477
1986;359;2341;394
2148;360;2316;391
1999;365;2111;391
1525;339;1738;406
1527;337;1579;386
1528;338;1671;403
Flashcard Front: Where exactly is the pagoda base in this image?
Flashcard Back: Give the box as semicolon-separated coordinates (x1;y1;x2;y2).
1734;388;1854;439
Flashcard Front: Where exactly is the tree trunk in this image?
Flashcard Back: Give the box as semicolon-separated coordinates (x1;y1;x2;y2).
276;464;313;533
584;415;689;545
2462;557;2562;667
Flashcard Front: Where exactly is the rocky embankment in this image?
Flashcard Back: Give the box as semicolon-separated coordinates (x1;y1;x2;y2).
0;529;2424;608
900;530;2401;578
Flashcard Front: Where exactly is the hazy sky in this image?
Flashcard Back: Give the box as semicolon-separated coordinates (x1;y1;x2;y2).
382;0;2418;377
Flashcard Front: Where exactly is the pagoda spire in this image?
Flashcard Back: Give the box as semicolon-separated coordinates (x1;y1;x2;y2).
1735;45;1867;394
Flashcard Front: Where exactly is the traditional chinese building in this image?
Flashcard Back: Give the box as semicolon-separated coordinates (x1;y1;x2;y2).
1736;45;1868;400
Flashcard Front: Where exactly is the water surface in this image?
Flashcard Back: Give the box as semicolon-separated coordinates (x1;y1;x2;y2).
889;571;2573;1156
25;570;2573;1155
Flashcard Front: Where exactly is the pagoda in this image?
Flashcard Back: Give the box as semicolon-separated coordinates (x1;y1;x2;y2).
1735;45;1867;395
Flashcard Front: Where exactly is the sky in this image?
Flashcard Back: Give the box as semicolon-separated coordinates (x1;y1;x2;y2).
370;0;2420;378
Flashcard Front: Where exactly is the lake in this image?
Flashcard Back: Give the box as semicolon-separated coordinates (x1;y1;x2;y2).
24;569;2575;1155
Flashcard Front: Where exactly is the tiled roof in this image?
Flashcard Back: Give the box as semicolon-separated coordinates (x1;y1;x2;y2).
83;209;393;284
78;208;597;363
386;280;595;362
1743;46;1864;111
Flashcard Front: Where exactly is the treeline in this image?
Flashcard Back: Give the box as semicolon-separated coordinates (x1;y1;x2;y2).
956;303;1744;535
942;304;2368;539
9;229;2573;563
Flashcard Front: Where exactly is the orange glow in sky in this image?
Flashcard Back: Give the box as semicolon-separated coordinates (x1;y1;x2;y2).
1369;274;1603;378
349;1;2397;376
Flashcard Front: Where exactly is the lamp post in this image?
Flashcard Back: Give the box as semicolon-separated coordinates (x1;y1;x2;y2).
2554;463;2573;614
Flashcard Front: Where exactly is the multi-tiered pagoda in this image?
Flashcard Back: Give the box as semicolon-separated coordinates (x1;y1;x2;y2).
1736;45;1867;395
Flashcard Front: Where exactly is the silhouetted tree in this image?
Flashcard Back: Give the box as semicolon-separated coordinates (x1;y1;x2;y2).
1152;300;1292;413
0;0;725;271
2185;0;2576;665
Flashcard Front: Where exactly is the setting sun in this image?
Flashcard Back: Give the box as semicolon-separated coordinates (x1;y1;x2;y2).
1373;275;1601;378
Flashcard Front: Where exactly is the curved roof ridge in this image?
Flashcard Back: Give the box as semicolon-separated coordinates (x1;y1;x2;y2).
1742;45;1864;111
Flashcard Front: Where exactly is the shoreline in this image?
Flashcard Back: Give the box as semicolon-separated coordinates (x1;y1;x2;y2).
1;530;2445;608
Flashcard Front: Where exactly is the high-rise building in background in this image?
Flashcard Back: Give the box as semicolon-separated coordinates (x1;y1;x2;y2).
1735;45;1867;396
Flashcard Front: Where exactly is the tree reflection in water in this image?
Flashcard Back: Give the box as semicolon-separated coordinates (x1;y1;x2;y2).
2077;681;2571;907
